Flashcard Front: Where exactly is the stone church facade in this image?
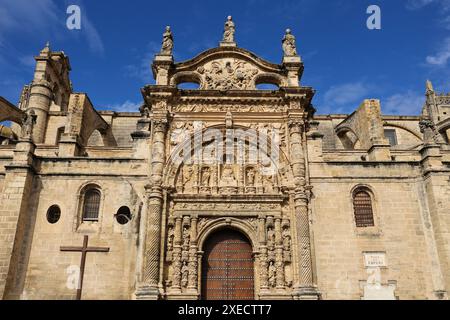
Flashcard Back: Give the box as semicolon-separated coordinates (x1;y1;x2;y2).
0;19;449;300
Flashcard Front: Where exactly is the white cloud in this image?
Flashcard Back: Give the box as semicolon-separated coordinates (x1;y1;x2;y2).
0;0;104;55
383;90;425;115
407;1;450;75
103;100;141;112
76;3;105;55
322;82;372;113
406;0;436;10
426;37;450;66
406;0;450;10
0;0;60;44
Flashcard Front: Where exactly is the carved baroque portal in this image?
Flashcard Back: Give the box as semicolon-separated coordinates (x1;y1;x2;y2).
143;33;315;299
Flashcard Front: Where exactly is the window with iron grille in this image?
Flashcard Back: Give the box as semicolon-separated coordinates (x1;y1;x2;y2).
353;190;375;227
82;189;101;221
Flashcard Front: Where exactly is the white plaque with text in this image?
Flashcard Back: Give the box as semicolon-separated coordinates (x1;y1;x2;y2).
363;252;387;267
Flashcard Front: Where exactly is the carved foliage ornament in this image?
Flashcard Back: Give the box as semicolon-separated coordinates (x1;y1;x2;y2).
197;59;259;90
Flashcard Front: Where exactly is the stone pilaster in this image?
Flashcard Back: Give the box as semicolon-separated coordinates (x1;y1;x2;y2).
282;55;303;87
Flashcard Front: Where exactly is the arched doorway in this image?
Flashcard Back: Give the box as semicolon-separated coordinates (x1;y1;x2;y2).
201;228;254;300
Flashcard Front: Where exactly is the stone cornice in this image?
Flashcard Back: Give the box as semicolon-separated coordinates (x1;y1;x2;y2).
174;46;284;73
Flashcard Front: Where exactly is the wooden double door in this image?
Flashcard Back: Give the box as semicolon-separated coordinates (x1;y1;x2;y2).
201;229;254;300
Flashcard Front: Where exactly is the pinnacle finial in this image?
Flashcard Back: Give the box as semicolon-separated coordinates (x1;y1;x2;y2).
426;80;434;93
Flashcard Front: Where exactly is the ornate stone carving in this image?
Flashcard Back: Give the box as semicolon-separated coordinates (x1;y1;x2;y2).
435;95;450;105
419;118;445;144
174;202;280;214
167;226;174;252
139;104;150;118
268;261;276;288
181;261;189;288
199;60;259;90
18;84;30;109
173;104;287;113
260;249;269;289
197;218;208;233
160;26;173;55
282;29;298;57
182;165;195;192
171;122;193;146
171;253;182;289
182;225;190;249
246;167;255;186
267;226;275;250
21;109;37;140
282;228;291;251
220;165;237;186
187;254;198;289
201;167;211;187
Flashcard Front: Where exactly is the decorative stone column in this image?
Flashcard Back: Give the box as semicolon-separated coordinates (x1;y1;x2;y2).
171;217;183;291
288;115;319;299
258;216;269;291
187;216;198;293
274;218;285;289
136;117;168;300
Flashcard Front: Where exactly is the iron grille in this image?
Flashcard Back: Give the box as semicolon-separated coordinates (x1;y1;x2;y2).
353;191;375;227
82;189;101;221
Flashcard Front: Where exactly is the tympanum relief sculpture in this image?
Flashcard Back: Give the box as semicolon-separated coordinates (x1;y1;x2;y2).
197;59;259;90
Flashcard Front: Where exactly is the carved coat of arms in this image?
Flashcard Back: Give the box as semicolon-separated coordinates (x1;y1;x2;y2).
197;59;259;90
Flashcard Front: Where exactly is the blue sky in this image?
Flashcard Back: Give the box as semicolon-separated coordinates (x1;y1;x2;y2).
0;0;449;115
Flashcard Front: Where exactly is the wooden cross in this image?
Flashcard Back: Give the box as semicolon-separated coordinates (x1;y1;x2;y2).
60;235;110;300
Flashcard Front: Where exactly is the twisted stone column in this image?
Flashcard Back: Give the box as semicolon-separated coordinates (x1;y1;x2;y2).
143;190;163;286
136;119;168;299
294;194;313;288
288;118;318;298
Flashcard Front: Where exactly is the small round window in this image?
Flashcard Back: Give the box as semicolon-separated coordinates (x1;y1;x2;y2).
115;206;132;225
46;205;61;224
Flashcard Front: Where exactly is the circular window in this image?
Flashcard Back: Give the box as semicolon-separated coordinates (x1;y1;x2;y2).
115;206;132;225
46;205;61;224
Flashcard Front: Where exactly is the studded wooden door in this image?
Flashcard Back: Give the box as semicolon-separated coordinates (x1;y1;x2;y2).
201;229;254;300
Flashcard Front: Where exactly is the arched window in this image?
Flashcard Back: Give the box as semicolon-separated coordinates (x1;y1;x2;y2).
353;189;375;227
82;188;101;222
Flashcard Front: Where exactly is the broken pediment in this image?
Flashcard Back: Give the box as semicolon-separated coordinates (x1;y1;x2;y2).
155;47;295;90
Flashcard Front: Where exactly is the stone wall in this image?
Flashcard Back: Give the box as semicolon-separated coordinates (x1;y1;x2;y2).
311;172;436;299
21;176;145;299
44;113;67;145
